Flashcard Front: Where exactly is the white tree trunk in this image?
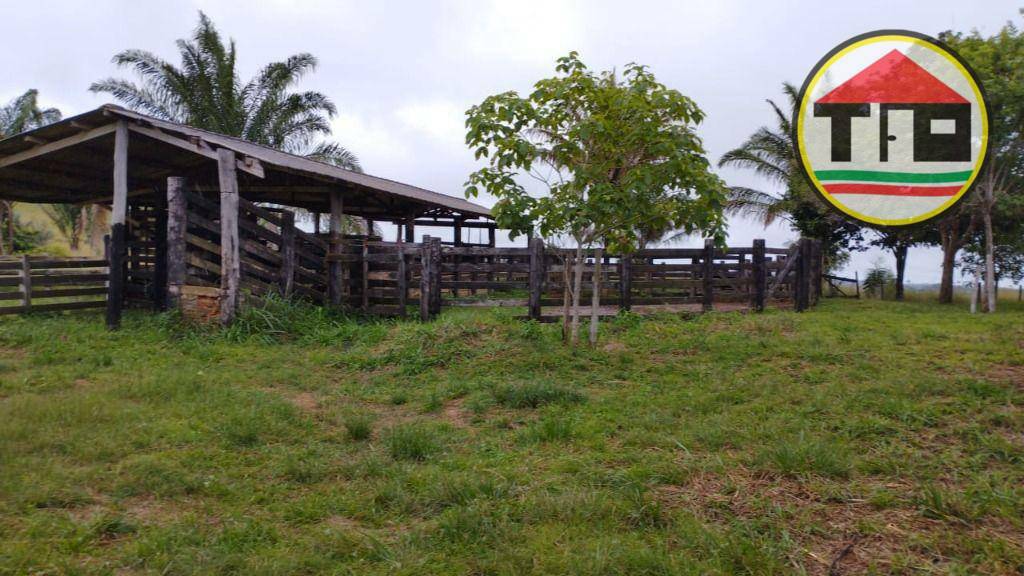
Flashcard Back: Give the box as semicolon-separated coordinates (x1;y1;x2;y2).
562;253;572;342
589;248;602;346
983;200;996;313
970;264;981;314
570;245;584;346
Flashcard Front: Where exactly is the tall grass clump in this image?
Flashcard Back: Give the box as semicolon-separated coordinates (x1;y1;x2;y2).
491;381;586;409
384;423;445;461
343;412;374;441
757;433;852;479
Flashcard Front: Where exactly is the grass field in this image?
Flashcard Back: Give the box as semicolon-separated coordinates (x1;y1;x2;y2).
0;298;1021;575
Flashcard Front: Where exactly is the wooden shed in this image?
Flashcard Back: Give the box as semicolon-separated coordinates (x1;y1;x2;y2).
0;104;494;327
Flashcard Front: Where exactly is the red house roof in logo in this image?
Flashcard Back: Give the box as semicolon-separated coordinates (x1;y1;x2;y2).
817;49;969;104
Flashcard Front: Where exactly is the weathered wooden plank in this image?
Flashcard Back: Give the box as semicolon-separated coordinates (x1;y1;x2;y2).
218;148;240;325
279;210;295;296
20;255;31;311
0;259;108;270
328;190;344;305
752;239;766;312
0;299;107;315
31;287;109;299
0;123;117;169
106;120;129;330
528;237;544;320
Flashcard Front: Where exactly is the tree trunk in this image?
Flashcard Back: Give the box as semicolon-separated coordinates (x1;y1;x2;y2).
570;245;585;347
893;243;908;301
970;264;980;314
589;247;602;346
562;253;572;343
938;219;962;304
982;201;996;313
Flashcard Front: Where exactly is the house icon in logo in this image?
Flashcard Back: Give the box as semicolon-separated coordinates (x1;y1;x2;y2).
813;49;971;163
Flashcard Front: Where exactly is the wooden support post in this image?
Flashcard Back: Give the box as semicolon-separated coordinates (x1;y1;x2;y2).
106;120;128;330
365;218;375;237
328;191;344;305
405;222;415;243
453;218;463;247
487;226;496;247
218;148;240;325
314;213;321;235
795;237;811;312
153;193;168;310
528;236;545;320
165;177;187;311
811;239;823;305
361;240;370;310
279;210;296;296
620;253;633;312
20;255;31;312
420;235;434;321
752;239;766;312
397;243;408;317
855;271;860;299
702;238;714;312
429;236;442;315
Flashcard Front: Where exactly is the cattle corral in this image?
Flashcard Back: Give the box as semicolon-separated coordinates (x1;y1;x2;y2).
0;105;823;326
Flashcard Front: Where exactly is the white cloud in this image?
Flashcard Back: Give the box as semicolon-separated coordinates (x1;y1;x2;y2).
394;100;466;144
330;112;412;170
460;0;585;65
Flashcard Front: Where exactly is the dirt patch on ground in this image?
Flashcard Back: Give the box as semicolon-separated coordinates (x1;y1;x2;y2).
652;468;1020;574
441;398;472;428
288;392;321;413
986;363;1024;388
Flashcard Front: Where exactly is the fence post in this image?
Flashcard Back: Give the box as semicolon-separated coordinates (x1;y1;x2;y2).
795;237;811;312
362;240;370;310
397;243;408;317
528;236;545;320
279;210;296;296
328;191;345;306
217;149;240;325
165;177;187;310
702;238;714;312
752;239;765;312
20;255;31;312
620;252;633;312
810;239;823;305
429;236;442;316
153;195;168;311
420;235;433;321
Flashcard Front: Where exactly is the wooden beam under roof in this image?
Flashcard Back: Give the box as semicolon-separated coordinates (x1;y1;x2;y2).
128;124;264;178
0;123;117;169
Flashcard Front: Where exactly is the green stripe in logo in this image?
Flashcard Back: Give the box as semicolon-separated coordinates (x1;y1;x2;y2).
815;170;974;184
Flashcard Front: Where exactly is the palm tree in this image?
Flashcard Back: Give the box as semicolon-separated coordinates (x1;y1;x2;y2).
0;90;62;136
0;90;63;253
718;83;863;269
90;12;360;171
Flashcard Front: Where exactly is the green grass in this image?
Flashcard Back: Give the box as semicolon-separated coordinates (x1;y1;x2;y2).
0;298;1021;574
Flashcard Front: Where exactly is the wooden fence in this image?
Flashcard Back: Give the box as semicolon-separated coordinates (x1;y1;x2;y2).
0;256;108;315
326;236;823;320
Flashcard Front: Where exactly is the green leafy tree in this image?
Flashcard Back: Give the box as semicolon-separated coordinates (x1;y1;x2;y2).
465;52;726;345
940;19;1024;311
41;204;91;250
719;83;864;271
90;12;360;171
0;90;62;254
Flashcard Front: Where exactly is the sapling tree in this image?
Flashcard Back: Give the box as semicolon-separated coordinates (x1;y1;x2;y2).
465;52;726;345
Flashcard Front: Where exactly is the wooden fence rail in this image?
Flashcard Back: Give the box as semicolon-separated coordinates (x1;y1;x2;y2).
0;256;109;315
331;237;822;320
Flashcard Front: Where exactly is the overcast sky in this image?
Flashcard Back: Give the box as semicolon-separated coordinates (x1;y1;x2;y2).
2;0;1018;283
